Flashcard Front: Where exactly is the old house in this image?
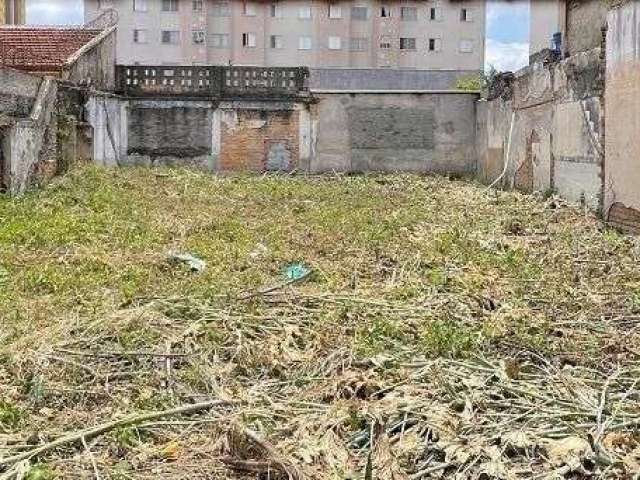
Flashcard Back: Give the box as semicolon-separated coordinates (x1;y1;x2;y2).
0;21;117;194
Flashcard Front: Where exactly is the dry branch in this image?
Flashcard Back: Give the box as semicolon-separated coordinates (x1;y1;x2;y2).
0;400;232;469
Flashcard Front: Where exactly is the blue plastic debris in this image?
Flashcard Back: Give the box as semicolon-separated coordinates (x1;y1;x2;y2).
284;263;311;281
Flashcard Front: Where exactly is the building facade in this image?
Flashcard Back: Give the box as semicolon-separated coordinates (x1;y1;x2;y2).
85;0;485;70
0;0;26;25
529;0;608;58
529;0;565;56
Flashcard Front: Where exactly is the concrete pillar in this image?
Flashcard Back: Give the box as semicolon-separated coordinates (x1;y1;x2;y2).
56;115;78;174
211;107;221;170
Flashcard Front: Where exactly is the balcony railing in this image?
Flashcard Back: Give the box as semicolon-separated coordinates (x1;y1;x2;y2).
116;65;309;98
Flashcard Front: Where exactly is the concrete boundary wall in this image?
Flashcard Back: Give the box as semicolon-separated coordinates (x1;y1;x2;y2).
85;92;479;176
476;49;604;210
2;78;58;194
312;92;479;174
86;97;315;173
64;26;117;91
605;2;640;233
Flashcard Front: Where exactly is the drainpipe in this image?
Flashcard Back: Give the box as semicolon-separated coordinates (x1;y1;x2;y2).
488;110;517;190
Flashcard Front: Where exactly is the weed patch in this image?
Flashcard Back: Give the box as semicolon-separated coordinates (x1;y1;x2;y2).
1;167;639;479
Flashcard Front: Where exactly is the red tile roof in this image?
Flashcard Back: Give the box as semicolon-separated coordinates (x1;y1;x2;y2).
0;26;102;73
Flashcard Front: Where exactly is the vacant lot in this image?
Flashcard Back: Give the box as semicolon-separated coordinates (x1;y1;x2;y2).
1;167;639;479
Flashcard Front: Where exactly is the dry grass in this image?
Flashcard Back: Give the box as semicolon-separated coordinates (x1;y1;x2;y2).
1;166;640;479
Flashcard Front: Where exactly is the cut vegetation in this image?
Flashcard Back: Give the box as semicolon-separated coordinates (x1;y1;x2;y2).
1;167;640;479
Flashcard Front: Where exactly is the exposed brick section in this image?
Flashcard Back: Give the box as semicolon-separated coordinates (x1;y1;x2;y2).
220;109;299;172
608;203;640;235
0;26;101;72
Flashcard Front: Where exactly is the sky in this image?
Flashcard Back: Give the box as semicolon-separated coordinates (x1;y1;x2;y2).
26;0;530;72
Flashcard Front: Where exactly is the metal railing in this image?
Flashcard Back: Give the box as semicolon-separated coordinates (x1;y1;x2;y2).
116;65;309;98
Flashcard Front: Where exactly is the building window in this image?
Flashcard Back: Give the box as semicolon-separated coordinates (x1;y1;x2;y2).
328;4;341;18
328;36;341;50
350;37;368;51
161;0;179;12
380;5;391;17
351;6;368;20
461;8;473;22
192;30;205;44
298;36;312;50
210;2;230;16
380;41;392;49
133;29;148;43
243;2;256;16
133;0;147;12
428;38;442;52
459;39;474;52
161;30;180;44
209;33;230;48
192;0;203;11
270;35;283;48
242;32;257;47
400;7;417;21
399;37;416;50
270;3;283;17
430;7;443;21
299;5;312;19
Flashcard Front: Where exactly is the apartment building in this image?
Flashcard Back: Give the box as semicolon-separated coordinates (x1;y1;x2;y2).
0;0;26;25
85;0;485;70
530;0;608;58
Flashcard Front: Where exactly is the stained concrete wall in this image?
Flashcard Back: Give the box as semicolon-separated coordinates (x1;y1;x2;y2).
605;1;640;232
477;48;603;209
4;79;59;195
313;92;478;174
566;0;608;55
0;24;117;194
85;92;478;176
65;27;117;91
85;94;127;168
87;97;313;173
0;67;42;117
126;100;215;170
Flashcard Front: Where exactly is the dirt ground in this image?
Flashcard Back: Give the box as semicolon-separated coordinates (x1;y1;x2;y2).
1;167;639;479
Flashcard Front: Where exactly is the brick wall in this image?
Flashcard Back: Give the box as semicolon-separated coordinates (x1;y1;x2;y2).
219;109;299;172
608;203;640;234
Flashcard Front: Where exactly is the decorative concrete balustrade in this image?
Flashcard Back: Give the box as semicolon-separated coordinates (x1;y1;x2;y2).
116;65;309;98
